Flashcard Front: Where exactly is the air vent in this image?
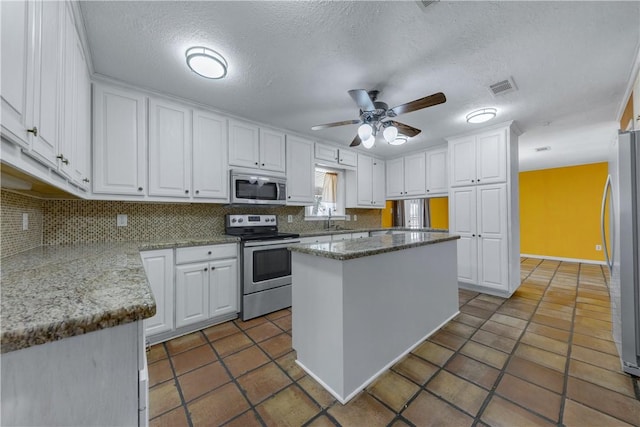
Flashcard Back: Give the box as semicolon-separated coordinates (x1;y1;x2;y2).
489;77;517;96
417;0;439;10
534;146;551;152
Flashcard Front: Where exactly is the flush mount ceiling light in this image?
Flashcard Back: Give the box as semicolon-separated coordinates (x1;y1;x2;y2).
466;108;497;124
185;46;228;79
389;136;408;146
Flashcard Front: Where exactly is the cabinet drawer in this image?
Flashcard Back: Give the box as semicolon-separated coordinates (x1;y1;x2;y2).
298;235;332;244
176;243;237;264
351;232;369;239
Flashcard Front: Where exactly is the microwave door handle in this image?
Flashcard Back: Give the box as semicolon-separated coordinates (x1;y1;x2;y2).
276;182;282;201
600;174;612;271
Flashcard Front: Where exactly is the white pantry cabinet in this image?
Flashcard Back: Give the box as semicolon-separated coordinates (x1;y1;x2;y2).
385;152;426;199
346;153;385;208
449;128;507;187
148;98;191;198
192;110;228;200
314;143;358;168
93;83;147;196
425;147;448;195
286;135;315;205
141;249;175;336
228;120;286;172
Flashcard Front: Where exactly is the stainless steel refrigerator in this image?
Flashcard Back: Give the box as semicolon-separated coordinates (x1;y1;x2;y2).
602;129;640;376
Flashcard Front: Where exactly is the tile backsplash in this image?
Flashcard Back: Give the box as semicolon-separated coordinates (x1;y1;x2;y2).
1;190;44;258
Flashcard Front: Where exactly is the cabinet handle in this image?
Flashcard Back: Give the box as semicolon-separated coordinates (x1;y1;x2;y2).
471;180;475;183
477;179;481;183
287;195;291;199
207;251;212;255
27;126;38;137
261;163;265;166
185;189;189;194
472;234;476;237
478;234;482;237
427;189;430;192
138;187;143;191
255;162;259;165
204;267;208;271
195;190;200;194
56;155;69;165
211;266;215;270
82;178;90;183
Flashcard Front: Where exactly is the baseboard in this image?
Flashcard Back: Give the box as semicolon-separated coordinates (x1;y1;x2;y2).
520;253;606;266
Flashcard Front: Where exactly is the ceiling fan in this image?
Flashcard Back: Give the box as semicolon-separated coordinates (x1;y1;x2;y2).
311;89;446;148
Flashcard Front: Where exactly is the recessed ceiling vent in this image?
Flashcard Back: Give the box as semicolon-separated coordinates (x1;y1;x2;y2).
417;0;439;11
489;77;517;97
534;146;551;152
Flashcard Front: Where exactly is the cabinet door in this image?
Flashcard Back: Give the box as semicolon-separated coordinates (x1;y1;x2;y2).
372;158;385;207
403;152;426;196
286;136;314;205
426;148;448;195
228;120;260;169
332;233;353;241
193;110;228;200
315;143;338;163
632;72;640;130
72;33;92;189
338;149;358;167
450;187;477;284
259;129;286;172
175;263;209;328
477;184;508;290
476;130;506;184
141;250;175;336
386;157;405;198
357;154;373;206
148;99;191;197
209;258;238;318
93;84;146;195
449;136;477;187
1;0;33;147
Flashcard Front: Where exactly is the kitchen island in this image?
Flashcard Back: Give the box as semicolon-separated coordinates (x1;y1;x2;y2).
289;231;460;404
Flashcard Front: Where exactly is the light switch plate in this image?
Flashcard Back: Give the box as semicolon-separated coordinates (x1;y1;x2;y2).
345;214;351;221
287;215;293;223
22;213;28;230
353;214;358;222
117;214;128;227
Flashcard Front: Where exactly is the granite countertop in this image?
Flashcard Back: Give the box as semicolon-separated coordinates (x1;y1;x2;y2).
0;236;239;354
297;227;448;238
288;231;460;261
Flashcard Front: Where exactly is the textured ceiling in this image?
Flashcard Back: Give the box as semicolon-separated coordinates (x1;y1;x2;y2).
80;1;640;169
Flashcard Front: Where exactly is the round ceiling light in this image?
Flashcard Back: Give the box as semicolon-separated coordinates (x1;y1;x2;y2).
389;136;407;146
382;125;398;143
361;135;375;149
358;123;373;140
466;108;497;124
185;47;228;79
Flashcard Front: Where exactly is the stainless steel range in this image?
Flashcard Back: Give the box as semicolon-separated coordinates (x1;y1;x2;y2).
225;214;300;320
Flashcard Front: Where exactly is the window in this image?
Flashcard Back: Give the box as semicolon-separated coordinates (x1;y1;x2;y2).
305;167;346;219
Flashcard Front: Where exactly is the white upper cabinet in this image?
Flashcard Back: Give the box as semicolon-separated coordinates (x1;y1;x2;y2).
386;152;426;199
449;128;506;187
426;147;448;195
93;84;147;195
228;120;285;172
148;98;191;197
385;157;404;198
346;153;385;208
192;110;228;200
286;135;314;205
314;143;357;168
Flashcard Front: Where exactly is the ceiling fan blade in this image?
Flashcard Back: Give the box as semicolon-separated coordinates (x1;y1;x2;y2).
348;89;375;112
390;92;446;116
388;121;421;137
350;135;362;147
311;119;360;130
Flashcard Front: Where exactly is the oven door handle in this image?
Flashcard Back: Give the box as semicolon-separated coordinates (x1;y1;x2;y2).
243;239;300;249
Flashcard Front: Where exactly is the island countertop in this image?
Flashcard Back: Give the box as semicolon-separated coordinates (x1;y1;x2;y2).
0;237;239;354
288;231;460;261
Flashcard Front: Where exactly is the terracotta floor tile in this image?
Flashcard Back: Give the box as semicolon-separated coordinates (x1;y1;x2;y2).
203;321;241;342
224;345;270;377
445;353;500;389
574;307;612;322
224;410;262;427
273;314;292;331
574;315;612;331
256;384;320;426
367;371;419;412
526;322;571;342
328;392;395;427
515;343;567;373
245;321;282;343
489;313;528;329
275;351;305;380
536;307;573;321
149;358;173;387
505;356;565;393
476;294;507;305
481;395;556;427
149;406;188;427
402;391;474;427
520;331;568;356
572;333;618;356
298;375;336;409
429;330;467;351
495;374;562;421
165;332;207;355
171;344;217;376
178;360;230;402
569;359;636;397
149;380;182;419
471;329;517;353
426;370;489;416
496;305;534;320
452;313;485;328
442;319;478;338
566;376;640;425
147;344;168;363
562;399;634;427
258;332;292;359
265;308;291;320
531;313;573;331
307;414;340;427
570;345;622;372
537;301;574;314
576;302;610;314
234;316;268;330
392;354;439;385
459;304;494;319
576;296;611;308
212;332;253;357
572;323;615;340
466;297;502;312
237;362;292;405
188;382;250;426
412;341;454;367
459;341;509;369
480;320;522;340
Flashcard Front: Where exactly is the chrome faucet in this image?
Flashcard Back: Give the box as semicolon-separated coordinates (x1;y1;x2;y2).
325;208;333;230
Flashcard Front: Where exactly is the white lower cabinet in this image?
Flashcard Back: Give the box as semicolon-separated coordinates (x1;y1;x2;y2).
209;258;239;318
141;249;174;336
298;235;332;244
175;262;210;328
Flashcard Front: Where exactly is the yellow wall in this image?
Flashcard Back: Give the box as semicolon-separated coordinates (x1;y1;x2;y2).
519;162;608;261
381;201;393;228
429;197;449;229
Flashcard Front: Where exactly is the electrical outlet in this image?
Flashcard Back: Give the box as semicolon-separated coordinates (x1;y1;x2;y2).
353;214;358;222
287;215;293;223
345;214;351;221
595;244;602;251
22;213;28;231
117;214;128;227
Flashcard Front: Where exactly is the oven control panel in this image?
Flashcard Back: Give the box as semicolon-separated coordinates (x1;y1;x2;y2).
226;214;277;227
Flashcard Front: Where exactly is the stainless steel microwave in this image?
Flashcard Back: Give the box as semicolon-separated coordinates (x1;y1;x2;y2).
230;170;287;205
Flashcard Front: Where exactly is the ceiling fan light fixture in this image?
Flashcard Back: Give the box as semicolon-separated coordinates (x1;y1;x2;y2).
466;108;497;124
185;46;228;79
362;135;375;149
383;125;398;143
389;136;407;146
358;123;373;140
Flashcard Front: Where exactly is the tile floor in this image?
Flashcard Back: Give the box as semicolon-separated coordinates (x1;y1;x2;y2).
147;258;640;426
